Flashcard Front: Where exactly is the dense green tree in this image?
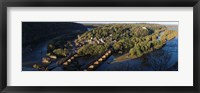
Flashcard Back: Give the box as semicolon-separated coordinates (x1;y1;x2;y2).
53;48;68;57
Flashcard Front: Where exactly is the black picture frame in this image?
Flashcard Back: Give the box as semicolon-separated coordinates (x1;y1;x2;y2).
0;0;199;93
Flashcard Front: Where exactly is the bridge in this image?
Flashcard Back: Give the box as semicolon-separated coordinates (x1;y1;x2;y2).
35;47;113;71
85;49;113;71
35;53;79;71
57;53;79;66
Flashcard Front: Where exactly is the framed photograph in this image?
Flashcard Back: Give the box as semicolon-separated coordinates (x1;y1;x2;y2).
0;0;199;93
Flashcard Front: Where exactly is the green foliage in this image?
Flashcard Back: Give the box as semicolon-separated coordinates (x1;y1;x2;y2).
33;64;40;69
130;27;149;37
136;48;142;57
77;44;109;56
113;41;123;51
129;48;137;57
53;48;68;57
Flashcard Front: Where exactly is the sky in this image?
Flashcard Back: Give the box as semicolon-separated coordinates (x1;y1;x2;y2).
76;21;178;25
